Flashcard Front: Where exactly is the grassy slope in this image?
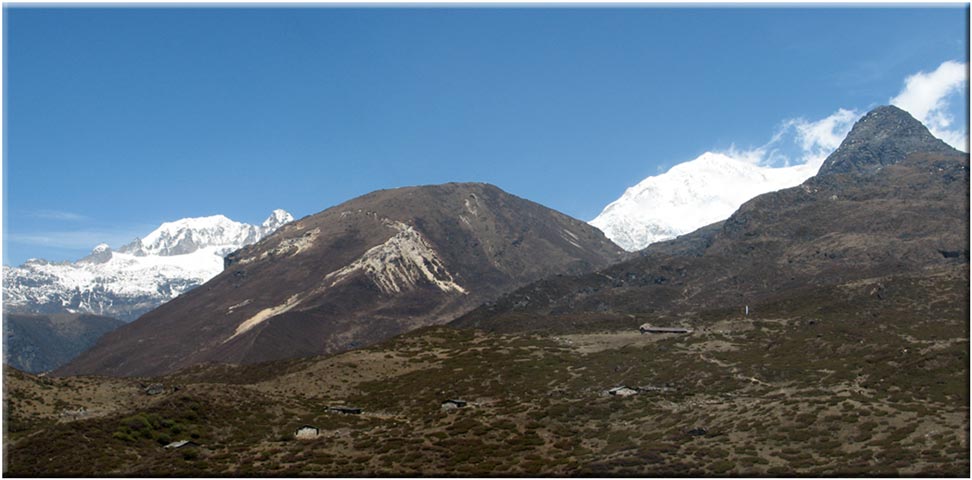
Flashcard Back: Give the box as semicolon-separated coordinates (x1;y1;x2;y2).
4;266;968;476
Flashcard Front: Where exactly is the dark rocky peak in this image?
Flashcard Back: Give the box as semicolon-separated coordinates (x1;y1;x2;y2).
818;105;958;176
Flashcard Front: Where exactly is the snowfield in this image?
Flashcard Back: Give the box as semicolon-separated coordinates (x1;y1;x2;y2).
591;152;821;251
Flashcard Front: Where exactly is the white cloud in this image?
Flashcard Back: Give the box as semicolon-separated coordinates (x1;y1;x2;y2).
721;107;861;172
788;108;861;167
30;209;90;222
6;227;148;252
891;60;968;151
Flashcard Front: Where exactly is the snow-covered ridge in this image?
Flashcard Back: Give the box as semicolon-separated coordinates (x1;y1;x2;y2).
121;209;293;256
3;210;293;321
591;152;821;251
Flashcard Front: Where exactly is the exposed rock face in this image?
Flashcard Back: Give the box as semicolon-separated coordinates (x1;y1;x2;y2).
58;183;624;377
454;106;969;333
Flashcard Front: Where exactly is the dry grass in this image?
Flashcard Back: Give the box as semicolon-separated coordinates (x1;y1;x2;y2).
5;269;968;476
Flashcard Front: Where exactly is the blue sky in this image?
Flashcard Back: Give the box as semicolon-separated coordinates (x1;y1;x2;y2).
3;6;968;265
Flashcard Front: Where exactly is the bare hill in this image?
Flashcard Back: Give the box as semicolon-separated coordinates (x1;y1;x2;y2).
59;183;624;377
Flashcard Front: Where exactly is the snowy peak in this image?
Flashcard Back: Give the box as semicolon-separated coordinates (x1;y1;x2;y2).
591;152;821;251
121;210;293;257
78;243;113;264
262;209;294;230
136;215;257;256
4;209;293;321
592;105;965;252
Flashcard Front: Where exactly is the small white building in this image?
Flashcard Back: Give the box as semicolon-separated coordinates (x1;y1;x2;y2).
164;440;199;449
441;399;468;411
608;386;639;397
639;323;692;334
294;425;320;440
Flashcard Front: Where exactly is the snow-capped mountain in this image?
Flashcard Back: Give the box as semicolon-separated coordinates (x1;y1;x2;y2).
3;210;294;321
590;152;821;251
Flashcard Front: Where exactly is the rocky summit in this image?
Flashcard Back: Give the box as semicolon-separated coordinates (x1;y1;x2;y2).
454;106;968;333
818;105;958;175
58;183;623;377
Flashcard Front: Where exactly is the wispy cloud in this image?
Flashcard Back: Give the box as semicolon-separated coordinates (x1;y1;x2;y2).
6;227;148;252
30;209;91;222
779;108;861;168
890;60;968;151
722;108;861;171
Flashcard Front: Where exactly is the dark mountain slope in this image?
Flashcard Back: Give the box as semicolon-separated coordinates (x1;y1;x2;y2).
59;183;624;377
3;313;125;373
454;106;969;333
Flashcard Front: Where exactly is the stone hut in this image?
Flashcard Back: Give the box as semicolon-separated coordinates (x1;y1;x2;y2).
144;383;166;395
164;440;199;449
328;406;363;415
608;386;639;397
639;323;692;334
441;399;468;410
294;425;320;440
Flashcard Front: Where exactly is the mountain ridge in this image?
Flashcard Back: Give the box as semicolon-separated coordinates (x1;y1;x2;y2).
58;182;624;377
454;105;969;332
3;312;126;373
3;209;293;321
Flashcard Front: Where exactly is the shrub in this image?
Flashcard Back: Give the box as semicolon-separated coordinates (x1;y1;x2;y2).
710;460;735;474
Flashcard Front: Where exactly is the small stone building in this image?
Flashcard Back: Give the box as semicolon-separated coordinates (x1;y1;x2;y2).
294;425;320;440
144;383;166;395
441;399;468;410
328;406;363;415
639;323;692;334
164;440;199;449
608;386;639;397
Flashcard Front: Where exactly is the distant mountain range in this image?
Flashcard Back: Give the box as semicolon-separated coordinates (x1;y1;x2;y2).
3;210;293;322
3;312;125;373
